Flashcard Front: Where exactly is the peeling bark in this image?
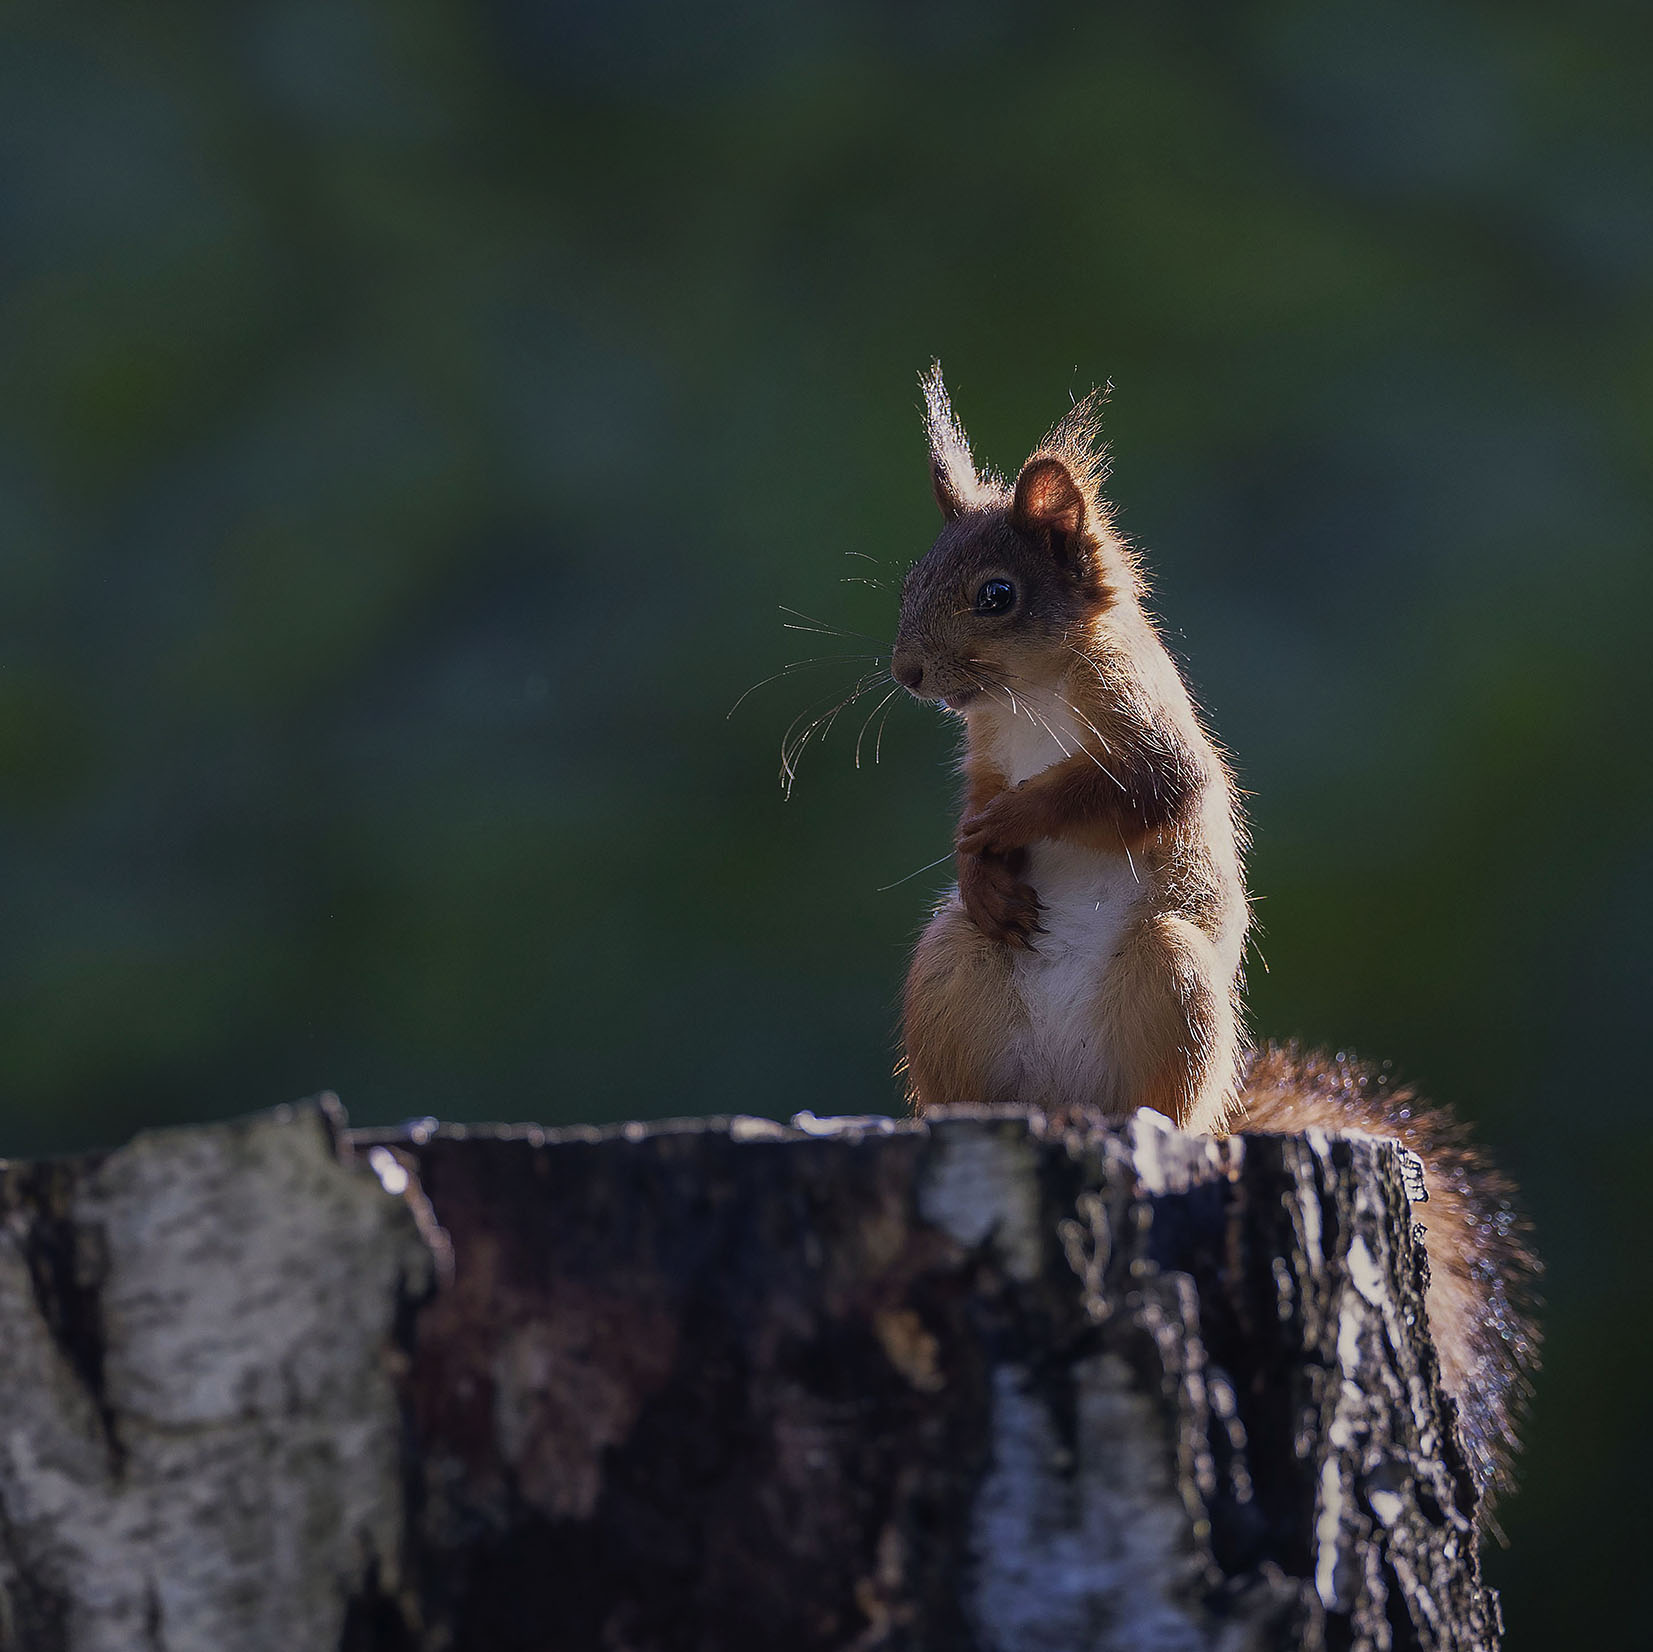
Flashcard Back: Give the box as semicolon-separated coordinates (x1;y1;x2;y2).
0;1103;430;1652
0;1103;1500;1651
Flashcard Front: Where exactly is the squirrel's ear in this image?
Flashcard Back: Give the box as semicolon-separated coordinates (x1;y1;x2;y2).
931;452;969;521
1012;456;1087;563
921;363;982;521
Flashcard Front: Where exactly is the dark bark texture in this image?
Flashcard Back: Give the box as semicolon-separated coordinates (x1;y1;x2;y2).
0;1103;1499;1652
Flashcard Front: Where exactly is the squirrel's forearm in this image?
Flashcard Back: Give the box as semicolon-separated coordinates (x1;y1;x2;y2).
1004;733;1204;850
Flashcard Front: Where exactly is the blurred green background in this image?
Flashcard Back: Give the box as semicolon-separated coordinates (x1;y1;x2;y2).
1;0;1646;1640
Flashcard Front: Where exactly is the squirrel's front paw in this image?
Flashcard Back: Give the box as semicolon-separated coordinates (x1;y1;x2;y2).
958;848;1043;949
957;810;1009;858
956;794;1033;858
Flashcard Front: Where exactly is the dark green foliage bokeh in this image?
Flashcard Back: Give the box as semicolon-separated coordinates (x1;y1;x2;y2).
1;0;1647;1639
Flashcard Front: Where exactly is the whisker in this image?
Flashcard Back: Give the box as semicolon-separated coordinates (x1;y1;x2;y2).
1044;694;1128;789
816;682;871;742
1030;707;1079;760
978;659;1127;789
782;699;858;785
779;671;886;796
1118;828;1140;884
1019;699;1082;762
778;605;890;649
973;669;1081;756
961;670;1022;728
726;654;884;718
961;659;1041;734
872;687;902;765
854;684;904;770
1063;641;1110;688
779;674;882;760
876;850;957;893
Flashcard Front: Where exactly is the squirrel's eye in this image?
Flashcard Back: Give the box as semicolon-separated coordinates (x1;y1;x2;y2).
975;578;1016;615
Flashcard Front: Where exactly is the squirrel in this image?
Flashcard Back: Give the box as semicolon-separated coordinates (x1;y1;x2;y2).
890;365;1538;1512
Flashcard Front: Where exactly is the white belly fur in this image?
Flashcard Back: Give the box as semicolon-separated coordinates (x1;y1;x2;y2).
1006;837;1145;1112
981;696;1146;1111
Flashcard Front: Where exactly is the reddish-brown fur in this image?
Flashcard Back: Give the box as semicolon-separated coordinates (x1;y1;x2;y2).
892;367;1539;1511
895;368;1247;1133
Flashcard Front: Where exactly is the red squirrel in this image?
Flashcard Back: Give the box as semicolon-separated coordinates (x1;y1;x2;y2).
892;366;1538;1510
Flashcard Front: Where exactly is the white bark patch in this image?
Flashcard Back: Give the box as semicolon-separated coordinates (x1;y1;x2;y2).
0;1105;429;1652
918;1120;1042;1281
969;1358;1245;1652
1345;1236;1387;1307
1126;1108;1240;1196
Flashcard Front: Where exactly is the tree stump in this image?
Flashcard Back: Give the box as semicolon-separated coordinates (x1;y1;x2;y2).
0;1101;1499;1651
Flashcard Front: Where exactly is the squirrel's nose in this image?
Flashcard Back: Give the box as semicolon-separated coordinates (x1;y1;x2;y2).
892;653;925;694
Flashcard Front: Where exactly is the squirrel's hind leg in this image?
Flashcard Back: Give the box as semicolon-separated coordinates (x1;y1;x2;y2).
1092;913;1239;1133
902;900;1026;1109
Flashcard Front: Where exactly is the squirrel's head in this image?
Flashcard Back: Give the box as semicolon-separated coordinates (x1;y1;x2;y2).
891;366;1130;711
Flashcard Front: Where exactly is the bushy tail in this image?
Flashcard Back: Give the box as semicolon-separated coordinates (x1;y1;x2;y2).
1237;1042;1540;1512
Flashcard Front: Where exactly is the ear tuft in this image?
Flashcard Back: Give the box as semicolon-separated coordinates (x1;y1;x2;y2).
921;363;988;521
1012;455;1086;551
